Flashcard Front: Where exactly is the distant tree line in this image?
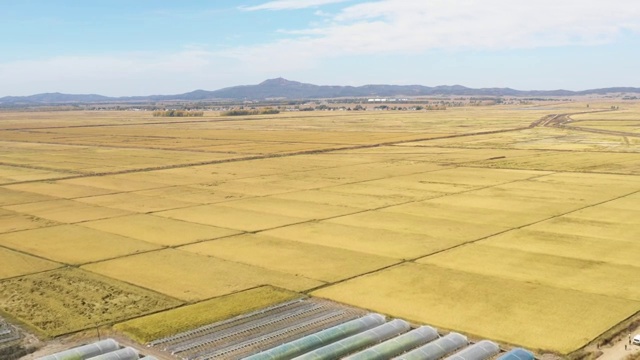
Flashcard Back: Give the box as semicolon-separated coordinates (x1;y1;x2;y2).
221;108;280;116
152;110;204;117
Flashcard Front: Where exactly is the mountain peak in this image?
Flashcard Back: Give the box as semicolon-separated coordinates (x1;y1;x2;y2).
259;77;301;86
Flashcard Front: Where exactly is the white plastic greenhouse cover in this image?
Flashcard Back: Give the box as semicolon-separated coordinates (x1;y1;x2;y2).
443;340;500;360
139;356;159;360
85;347;139;360
37;339;120;360
393;332;468;360
244;313;386;360
496;348;535;360
343;326;439;360
292;319;411;360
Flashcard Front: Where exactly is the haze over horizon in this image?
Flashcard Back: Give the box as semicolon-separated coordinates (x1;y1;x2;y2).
2;0;640;97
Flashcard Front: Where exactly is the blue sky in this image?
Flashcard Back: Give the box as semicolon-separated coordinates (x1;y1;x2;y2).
1;0;640;96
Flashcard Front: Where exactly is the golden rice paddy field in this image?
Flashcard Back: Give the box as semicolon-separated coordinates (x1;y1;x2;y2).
0;102;638;354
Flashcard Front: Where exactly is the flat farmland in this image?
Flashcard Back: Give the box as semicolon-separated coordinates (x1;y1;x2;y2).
0;268;181;337
0;104;639;354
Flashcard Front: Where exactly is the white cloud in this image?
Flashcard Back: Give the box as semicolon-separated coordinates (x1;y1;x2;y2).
242;0;350;11
231;0;640;60
213;0;640;88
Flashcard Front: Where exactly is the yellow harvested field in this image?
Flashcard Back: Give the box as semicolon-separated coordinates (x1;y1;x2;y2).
0;106;638;352
0;225;161;264
262;221;456;259
60;175;166;192
0;268;181;337
216;197;361;219
114;286;300;343
313;263;640;354
271;188;415;209
328;210;509;241
3;199;131;223
156;205;307;232
75;192;195;213
474;151;640;174
80;214;240;246
323;182;444;200
0;209;58;233
0;164;70;184
399;166;546;186
0;247;61;279
419;243;640;301
83;249;323;301
483;228;640;268
0;187;55;206
180;234;398;282
5;181;117;198
383;200;544;228
134;185;249;204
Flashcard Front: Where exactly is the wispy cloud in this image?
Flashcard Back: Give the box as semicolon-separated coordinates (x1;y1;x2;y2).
242;0;350;11
225;0;640;70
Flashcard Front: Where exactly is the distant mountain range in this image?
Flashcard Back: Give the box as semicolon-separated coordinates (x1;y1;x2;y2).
2;78;640;105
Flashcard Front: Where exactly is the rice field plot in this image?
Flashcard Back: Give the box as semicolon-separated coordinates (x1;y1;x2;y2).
382;200;546;228
0;164;70;184
0;268;181;337
216;197;362;220
327;210;510;244
195;141;342;155
59;175;166;192
75;192;195;213
114;286;300;343
134;185;249;204
0;209;57;234
481;227;640;268
82;249;323;302
471;151;640;174
155;204;307;232
5;180;118;199
80;214;240;247
419;243;640;301
566;120;640;134
0;111;164;129
262;222;461;259
270;188;415;209
0;247;60;279
0;225;161;265
0;187;55;206
312;263;640;354
180;233;398;282
0;141;240;174
401;127;638;152
3;199;131;223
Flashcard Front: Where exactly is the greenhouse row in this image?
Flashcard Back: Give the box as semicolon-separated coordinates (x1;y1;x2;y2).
33;299;535;360
246;313;536;360
36;339;158;360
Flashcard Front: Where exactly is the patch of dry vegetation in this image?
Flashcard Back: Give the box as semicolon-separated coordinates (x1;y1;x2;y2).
0;268;181;337
114;286;299;343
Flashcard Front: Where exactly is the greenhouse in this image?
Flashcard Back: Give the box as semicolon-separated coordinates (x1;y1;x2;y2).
293;319;411;360
244;313;386;360
496;348;535;360
83;347;138;360
443;340;500;360
394;332;468;360
343;326;439;360
37;339;120;360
